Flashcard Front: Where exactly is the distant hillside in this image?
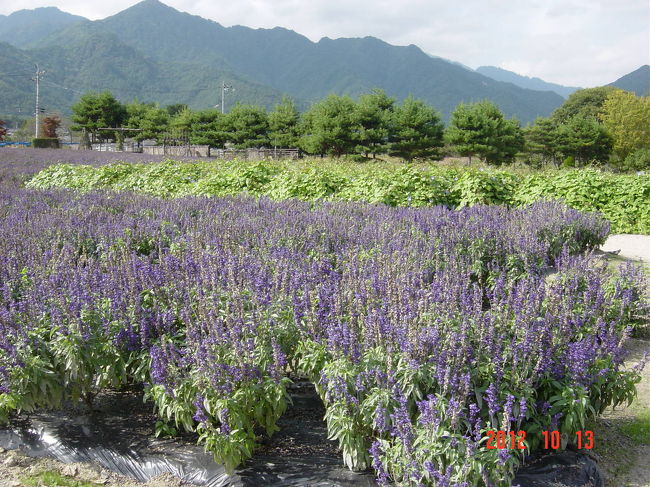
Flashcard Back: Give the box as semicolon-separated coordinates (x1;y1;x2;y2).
609;65;650;96
476;66;580;99
0;7;87;48
0;26;289;119
0;42;71;119
89;0;564;122
3;0;569;124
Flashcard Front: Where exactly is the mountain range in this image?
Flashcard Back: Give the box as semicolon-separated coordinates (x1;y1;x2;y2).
475;66;581;99
606;65;650;96
0;0;646;125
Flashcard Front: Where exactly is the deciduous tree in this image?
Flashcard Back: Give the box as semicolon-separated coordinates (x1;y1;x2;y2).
42;114;62;139
599;90;650;161
551;86;617;123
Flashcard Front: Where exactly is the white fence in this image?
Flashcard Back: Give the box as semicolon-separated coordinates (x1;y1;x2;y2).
86;144;301;160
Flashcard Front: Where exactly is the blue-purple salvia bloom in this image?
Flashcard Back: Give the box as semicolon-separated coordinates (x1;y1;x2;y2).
0;154;646;487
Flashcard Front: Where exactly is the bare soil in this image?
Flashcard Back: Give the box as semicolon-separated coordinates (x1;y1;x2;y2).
594;234;650;487
590;337;650;487
0;450;194;487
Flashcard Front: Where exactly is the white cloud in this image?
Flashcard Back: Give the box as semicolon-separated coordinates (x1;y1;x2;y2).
1;0;648;87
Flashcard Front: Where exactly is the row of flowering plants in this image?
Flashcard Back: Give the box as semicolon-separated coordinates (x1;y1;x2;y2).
0;179;647;485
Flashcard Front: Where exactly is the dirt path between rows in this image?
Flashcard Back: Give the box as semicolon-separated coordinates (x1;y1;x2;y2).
0;452;194;487
595;338;650;487
595;234;650;487
601;235;650;264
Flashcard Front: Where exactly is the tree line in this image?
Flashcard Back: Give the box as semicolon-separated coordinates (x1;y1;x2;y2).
60;86;650;168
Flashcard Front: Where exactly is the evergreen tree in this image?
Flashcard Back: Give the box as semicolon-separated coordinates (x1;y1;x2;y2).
299;94;358;157
554;116;612;165
387;96;444;162
445;100;524;165
268;96;299;148
70;91;126;143
524;117;561;165
355;89;394;158
125;101;170;142
165;103;189;116
219;103;269;148
184;109;224;147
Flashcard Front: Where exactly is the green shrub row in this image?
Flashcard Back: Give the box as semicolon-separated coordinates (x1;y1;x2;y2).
31;138;60;149
27;160;650;234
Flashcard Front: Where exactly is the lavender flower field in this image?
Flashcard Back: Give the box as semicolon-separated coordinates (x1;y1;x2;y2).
0;153;648;486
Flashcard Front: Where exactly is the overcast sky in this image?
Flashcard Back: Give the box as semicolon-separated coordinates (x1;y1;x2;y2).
1;0;648;87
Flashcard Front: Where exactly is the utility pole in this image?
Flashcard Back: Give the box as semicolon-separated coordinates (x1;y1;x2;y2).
32;64;45;138
221;81;233;114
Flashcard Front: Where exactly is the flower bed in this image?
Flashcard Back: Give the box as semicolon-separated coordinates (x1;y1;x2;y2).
0;184;647;486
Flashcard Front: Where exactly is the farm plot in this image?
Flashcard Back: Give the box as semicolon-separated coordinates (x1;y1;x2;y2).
0;182;648;486
26;159;650;234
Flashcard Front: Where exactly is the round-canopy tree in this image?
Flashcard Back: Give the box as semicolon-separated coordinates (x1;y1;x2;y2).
71;91;126;143
551;86;618;123
600;90;650;162
268;96;300;149
445;100;524;165
299;94;358;157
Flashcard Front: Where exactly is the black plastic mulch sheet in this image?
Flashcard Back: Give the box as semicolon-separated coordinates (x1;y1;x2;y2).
513;450;604;487
0;383;376;487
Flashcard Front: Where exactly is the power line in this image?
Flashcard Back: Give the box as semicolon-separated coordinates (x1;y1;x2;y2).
41;79;85;95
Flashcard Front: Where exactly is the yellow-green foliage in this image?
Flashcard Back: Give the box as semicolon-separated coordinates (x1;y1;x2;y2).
600;90;650;160
27;160;650;234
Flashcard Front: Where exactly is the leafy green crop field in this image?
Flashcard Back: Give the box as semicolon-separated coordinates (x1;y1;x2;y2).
27;159;650;234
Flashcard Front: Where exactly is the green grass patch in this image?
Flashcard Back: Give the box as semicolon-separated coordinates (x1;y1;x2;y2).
620;408;650;445
20;470;103;487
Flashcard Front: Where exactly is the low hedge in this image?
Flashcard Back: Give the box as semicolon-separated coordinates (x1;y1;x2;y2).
31;138;60;149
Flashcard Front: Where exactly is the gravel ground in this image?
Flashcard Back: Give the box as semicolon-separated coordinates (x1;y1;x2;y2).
0;450;193;487
596;338;650;487
601;235;650;264
596;235;650;487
